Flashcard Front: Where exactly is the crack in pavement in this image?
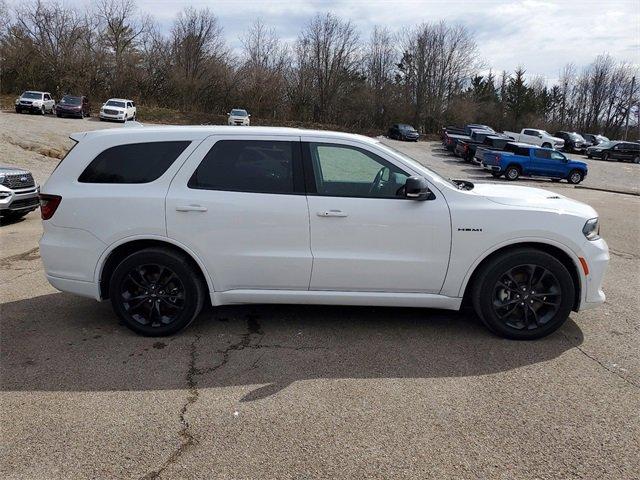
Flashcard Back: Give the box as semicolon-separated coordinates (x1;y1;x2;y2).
140;313;326;478
562;332;639;390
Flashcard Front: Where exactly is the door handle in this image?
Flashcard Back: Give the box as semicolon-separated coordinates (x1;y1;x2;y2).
175;204;208;212
317;210;347;217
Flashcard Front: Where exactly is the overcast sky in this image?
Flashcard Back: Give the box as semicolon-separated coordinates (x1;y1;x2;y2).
23;0;640;83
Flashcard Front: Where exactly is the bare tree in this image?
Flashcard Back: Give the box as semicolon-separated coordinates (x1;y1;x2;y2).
170;7;229;111
238;19;289;118
365;26;396;127
294;13;360;123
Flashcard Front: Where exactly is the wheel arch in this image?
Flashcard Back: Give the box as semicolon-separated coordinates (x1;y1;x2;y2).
460;240;583;312
95;236;214;300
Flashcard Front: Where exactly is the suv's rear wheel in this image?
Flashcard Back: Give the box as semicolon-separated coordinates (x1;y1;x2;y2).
472;249;575;340
109;248;205;336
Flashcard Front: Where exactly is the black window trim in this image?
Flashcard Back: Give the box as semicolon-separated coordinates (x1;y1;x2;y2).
301;141;418;200
187;139;306;196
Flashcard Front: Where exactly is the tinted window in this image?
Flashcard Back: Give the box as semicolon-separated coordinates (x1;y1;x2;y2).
309;143;409;198
534;149;551;159
523;129;538;136
550;152;566;161
189;140;296;194
79;141;190;183
106;100;125;108
504;144;530;156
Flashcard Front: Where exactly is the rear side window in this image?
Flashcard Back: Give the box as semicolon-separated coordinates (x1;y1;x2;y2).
188;140;298;194
79;141;190;183
534;149;551;159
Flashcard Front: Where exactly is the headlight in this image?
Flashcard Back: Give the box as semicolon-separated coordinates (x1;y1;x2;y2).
582;218;600;241
15;98;19;105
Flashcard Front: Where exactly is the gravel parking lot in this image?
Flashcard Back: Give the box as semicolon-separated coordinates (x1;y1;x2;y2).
1;113;639;479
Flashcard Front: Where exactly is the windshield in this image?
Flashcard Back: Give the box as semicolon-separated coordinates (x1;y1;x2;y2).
105;100;125;108
597;135;609;142
61;96;81;105
399;124;416;131
231;109;248;116
22;92;42;99
376;141;463;189
569;133;584;140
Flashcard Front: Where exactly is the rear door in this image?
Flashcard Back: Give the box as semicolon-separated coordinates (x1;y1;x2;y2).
302;137;451;293
166;134;312;292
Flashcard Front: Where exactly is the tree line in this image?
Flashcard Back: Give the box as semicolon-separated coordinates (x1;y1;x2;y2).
0;0;637;138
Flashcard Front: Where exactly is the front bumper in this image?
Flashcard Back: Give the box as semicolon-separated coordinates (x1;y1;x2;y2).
15;103;43;113
57;107;83;117
0;187;39;213
100;111;126;121
578;237;609;310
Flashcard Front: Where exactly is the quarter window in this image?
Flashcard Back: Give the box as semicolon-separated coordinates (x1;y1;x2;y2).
78;141;190;183
188;140;297;194
308;143;409;198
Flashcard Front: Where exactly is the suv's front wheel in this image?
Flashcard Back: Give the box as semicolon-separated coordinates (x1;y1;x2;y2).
109;248;205;336
472;248;575;340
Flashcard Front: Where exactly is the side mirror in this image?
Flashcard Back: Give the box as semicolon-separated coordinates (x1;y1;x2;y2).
404;176;432;201
226;112;230;115
537;134;543;138
248;114;251;117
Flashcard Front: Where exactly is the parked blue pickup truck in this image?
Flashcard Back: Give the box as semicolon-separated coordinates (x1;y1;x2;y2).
482;143;588;184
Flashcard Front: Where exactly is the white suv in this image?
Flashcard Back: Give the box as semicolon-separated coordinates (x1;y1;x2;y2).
99;98;136;122
15;91;55;115
39;127;609;339
227;109;250;126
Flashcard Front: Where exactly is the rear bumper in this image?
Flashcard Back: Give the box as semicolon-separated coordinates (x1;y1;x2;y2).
46;274;101;300
482;164;502;172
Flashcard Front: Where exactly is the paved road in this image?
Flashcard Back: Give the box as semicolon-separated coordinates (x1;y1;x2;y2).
1;117;639;479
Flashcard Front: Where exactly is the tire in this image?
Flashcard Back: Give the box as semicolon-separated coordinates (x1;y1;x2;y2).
471;248;575;340
56;113;62;118
602;153;609;162
587;154;592;159
505;165;520;181
542;143;551;148
15;107;20;114
633;156;640;164
109;247;205;336
567;170;583;184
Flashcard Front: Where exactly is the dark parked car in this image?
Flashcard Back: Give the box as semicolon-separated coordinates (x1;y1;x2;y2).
55;95;91;118
581;133;609;148
388;124;419;141
473;135;516;164
455;131;505;162
554;131;587;153
586;141;640;163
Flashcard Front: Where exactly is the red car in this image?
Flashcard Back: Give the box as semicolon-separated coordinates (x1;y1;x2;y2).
55;95;91;118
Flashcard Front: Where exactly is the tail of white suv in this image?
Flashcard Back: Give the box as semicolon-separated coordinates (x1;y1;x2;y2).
40;126;608;339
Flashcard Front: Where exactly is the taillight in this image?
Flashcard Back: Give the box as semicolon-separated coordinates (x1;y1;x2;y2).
39;194;62;220
495;155;500;164
464;144;469;151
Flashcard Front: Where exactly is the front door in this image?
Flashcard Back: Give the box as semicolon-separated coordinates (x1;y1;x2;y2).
302;139;451;293
166;135;312;292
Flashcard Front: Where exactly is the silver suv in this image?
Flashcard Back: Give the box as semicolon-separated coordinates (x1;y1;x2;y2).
0;167;40;221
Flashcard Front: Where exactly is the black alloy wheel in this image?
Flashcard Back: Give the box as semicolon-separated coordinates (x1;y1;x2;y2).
490;264;562;331
110;248;204;336
472;249;575;340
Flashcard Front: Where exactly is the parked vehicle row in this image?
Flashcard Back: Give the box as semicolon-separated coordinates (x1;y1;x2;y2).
441;125;588;184
585;140;639;163
14;91;137;123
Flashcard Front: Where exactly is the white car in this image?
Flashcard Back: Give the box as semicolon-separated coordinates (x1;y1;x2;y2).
15;91;55;115
227;109;250;126
504;128;565;150
99;98;136;122
39;127;608;339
